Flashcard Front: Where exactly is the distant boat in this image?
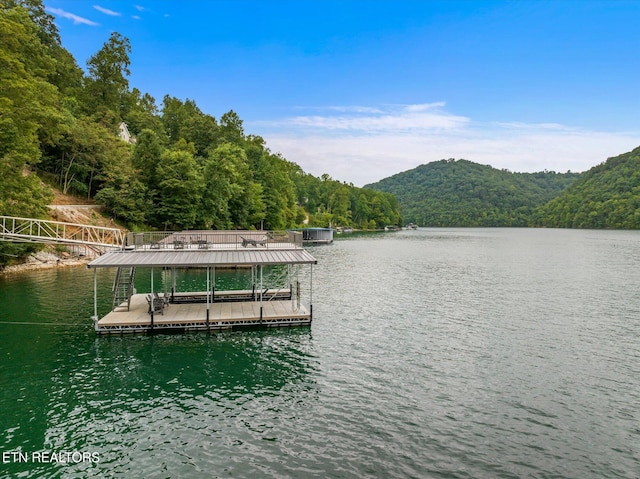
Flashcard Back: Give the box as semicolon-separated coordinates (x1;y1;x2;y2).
384;225;400;231
406;223;418;230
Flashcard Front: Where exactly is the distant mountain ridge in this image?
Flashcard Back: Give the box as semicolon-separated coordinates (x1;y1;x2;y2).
366;159;580;227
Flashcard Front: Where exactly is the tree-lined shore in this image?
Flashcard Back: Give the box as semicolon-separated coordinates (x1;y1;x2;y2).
1;0;400;266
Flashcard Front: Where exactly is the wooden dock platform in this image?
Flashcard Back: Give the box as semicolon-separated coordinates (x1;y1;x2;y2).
96;294;310;334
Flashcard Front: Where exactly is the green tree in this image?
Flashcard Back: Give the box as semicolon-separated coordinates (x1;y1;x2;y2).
122;88;164;136
161;95;219;157
200;143;260;229
155;147;203;229
131;128;164;191
0;4;58;214
95;175;150;226
247;142;296;229
219;110;244;144
85;32;131;116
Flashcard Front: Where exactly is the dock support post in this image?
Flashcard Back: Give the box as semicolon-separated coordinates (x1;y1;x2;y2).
310;264;313;318
171;267;176;302
150;267;154;330
260;265;263;324
206;266;210;329
93;268;98;329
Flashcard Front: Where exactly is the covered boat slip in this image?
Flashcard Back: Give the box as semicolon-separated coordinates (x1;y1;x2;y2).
87;230;317;334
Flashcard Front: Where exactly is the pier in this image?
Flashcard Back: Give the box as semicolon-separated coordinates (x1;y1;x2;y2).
87;230;317;334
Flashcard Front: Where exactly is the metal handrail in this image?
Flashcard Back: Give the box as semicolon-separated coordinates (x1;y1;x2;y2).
0;216;125;249
124;230;303;250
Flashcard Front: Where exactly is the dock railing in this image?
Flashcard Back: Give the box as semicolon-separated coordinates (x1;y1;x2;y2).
125;230;303;251
0;215;125;251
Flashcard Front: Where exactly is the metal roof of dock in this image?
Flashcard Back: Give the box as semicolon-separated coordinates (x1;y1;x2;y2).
87;248;317;268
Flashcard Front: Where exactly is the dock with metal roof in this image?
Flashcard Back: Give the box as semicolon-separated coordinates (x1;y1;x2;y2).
87;230;317;334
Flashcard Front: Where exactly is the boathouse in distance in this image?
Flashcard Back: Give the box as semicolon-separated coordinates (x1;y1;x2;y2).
87;230;317;334
292;227;334;245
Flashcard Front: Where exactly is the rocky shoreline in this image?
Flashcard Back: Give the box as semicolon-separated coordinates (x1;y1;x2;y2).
1;250;90;275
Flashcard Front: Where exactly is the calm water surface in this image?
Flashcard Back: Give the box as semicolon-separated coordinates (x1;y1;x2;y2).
1;228;639;478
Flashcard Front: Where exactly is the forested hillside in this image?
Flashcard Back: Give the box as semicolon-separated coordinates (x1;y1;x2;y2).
532;146;640;228
367;159;580;226
0;0;401;263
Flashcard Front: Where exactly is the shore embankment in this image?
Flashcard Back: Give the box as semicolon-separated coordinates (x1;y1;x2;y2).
1;194;124;275
1;249;90;275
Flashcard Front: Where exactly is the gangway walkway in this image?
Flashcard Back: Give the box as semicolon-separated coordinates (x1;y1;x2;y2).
0;216;125;253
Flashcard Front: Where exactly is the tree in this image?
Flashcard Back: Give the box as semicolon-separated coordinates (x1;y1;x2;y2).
131;128;164;191
161;95;219;157
85;32;131;115
247;144;296;229
95;175;150;226
122;88;164;135
219;110;244;144
155;147;203;229
0;4;59;216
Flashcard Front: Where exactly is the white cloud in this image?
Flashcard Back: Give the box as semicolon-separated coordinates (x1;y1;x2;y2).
404;102;447;112
93;5;121;16
251;104;640;186
46;7;99;26
265;103;469;133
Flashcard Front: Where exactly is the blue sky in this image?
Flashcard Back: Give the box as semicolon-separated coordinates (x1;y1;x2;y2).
45;0;640;186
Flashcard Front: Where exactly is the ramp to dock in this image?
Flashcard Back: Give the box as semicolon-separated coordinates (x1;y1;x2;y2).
0;215;124;252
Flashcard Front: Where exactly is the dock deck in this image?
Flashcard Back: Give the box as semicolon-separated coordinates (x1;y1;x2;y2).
97;294;310;333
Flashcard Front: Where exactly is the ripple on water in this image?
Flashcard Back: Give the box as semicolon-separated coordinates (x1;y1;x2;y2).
2;229;640;478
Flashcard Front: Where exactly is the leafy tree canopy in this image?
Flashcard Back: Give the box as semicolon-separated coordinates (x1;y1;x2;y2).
532;146;640;229
367;159;580;227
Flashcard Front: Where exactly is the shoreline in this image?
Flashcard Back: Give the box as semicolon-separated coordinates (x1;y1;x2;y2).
1;250;90;275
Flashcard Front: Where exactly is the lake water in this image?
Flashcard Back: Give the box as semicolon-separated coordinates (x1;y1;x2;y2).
1;228;639;478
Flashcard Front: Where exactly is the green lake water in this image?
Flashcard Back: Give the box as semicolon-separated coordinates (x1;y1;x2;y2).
1;228;639;478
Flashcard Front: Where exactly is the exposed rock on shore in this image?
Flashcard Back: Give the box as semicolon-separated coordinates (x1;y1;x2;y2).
1;249;89;275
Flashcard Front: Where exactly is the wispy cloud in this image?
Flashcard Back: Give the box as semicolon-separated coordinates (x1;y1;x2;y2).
93;5;121;16
266;103;469;133
251;103;640;186
131;4;169;18
46;7;99;26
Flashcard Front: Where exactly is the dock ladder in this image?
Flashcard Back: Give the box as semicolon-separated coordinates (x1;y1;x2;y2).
112;267;136;311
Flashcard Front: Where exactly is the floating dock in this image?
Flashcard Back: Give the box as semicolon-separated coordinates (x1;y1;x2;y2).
87;230;317;334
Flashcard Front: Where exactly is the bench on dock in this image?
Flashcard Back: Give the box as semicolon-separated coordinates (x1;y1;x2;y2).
170;288;291;304
241;236;267;247
146;293;166;315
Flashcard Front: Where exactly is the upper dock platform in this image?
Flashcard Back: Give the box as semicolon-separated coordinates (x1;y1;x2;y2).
87;230;317;269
